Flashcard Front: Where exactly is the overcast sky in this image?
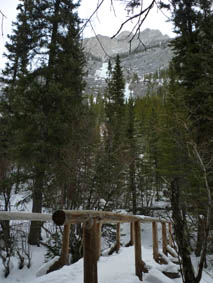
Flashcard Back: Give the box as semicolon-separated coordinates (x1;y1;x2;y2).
0;0;174;68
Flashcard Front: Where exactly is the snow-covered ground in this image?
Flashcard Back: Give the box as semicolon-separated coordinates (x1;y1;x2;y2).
1;221;212;283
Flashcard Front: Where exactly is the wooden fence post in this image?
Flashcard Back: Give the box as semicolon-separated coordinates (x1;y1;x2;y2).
126;222;134;247
168;222;173;247
47;223;70;273
134;221;148;281
61;224;71;265
116;223;120;253
83;219;99;283
162;222;167;255
96;222;102;260
108;223;121;255
131;222;135;245
152;222;159;261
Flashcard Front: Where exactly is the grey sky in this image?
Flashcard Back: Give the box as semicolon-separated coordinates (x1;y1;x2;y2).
0;0;174;68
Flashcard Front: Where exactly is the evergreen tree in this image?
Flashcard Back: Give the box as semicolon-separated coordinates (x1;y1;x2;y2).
97;55;126;207
170;0;213;142
0;0;85;245
126;97;137;214
105;55;125;148
158;1;213;281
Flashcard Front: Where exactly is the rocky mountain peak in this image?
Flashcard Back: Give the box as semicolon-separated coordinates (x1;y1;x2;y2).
83;29;170;60
84;29;173;98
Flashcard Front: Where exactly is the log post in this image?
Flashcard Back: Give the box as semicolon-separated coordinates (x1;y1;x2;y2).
134;221;143;281
96;222;102;260
83;219;98;283
168;222;173;247
47;223;70;273
162;222;167;255
152;222;159;261
126;222;134;247
60;224;71;265
116;223;120;253
131;222;135;245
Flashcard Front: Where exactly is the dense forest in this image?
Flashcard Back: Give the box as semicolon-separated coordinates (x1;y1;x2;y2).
0;1;212;283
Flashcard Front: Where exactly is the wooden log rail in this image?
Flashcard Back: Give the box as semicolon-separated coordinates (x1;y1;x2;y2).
52;210;173;282
0;211;52;222
52;209;169;225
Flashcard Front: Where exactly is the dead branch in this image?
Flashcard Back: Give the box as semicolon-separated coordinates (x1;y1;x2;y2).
79;0;105;35
0;10;7;36
89;20;113;58
111;0;156;39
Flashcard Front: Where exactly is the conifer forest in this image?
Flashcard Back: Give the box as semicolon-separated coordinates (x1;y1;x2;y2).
0;1;212;283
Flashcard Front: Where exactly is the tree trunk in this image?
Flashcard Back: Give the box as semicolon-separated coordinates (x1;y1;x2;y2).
0;220;11;255
195;215;205;257
170;178;197;283
28;170;43;245
130;161;137;215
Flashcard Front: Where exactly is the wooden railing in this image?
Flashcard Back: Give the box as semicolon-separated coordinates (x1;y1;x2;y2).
0;210;175;282
0;211;52;222
52;210;175;282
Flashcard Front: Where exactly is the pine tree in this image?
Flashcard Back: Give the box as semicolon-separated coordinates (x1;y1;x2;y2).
105;55;125;148
0;0;85;245
97;55;126;207
126;97;137;214
162;1;213;281
170;0;213;142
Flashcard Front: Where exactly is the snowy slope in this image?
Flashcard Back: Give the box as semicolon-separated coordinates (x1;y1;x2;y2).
94;61;133;100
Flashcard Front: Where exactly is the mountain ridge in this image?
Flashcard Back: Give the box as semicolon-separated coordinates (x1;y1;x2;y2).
83;28;170;60
83;29;173;97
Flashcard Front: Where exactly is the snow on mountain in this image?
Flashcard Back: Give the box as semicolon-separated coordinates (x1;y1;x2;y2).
124;82;133;100
95;62;108;80
84;29;173;98
94;62;132;100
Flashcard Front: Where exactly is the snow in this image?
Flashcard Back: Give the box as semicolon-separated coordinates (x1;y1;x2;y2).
95;62;108;80
1;220;212;283
144;269;174;283
166;245;178;258
0;245;47;283
36;257;59;277
124;82;133;101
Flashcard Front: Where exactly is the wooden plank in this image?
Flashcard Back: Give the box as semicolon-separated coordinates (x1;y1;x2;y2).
83;219;98;283
162;222;167;255
152;222;159;261
52;210;169;226
0;212;52;222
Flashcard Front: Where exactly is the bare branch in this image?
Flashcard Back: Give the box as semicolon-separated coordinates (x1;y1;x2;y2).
128;1;154;48
0;10;7;36
79;0;105;35
111;0;155;39
110;0;117;17
89;20;113;58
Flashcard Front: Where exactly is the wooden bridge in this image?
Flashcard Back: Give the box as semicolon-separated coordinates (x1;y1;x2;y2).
0;210;176;282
